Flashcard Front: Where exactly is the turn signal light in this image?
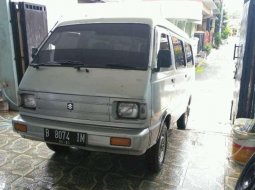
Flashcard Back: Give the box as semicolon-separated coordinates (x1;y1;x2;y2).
14;123;27;132
110;137;131;147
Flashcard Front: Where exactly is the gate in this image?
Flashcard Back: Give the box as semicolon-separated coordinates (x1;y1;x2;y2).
10;2;48;84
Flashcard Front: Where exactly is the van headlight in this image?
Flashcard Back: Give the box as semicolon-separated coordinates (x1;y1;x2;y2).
117;102;139;119
117;102;147;119
21;94;36;109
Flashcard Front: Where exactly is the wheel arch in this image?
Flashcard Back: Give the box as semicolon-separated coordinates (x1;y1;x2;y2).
156;112;171;141
164;114;171;130
188;95;192;106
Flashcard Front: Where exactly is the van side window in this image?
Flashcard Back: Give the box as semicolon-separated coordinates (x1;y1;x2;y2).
171;36;186;68
157;34;172;70
185;43;194;67
160;34;170;50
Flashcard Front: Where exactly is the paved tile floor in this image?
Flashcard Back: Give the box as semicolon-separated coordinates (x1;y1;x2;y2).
0;38;244;190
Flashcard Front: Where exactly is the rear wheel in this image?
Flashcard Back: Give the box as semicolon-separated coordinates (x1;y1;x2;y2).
177;107;189;130
146;124;168;172
46;143;70;153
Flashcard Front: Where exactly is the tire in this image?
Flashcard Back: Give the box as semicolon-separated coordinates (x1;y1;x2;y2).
177;107;189;130
46;143;70;153
235;153;255;190
146;124;168;172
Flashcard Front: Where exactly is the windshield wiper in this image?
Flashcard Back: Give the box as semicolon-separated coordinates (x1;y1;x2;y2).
30;60;84;69
30;62;61;69
31;62;140;70
73;64;88;71
105;64;137;70
56;60;83;65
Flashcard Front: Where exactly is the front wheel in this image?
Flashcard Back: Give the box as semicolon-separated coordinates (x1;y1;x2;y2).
46;143;70;153
146;124;168;172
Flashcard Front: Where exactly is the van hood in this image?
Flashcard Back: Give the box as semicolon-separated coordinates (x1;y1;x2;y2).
19;67;149;99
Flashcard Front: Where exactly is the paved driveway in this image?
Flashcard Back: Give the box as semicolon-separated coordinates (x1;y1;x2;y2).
0;38;243;190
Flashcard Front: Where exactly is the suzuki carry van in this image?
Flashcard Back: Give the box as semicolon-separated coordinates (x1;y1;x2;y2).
12;17;195;172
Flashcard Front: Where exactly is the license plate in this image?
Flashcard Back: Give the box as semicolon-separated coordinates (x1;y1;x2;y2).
44;128;86;146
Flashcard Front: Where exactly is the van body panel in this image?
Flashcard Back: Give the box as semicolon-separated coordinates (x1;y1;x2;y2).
151;70;176;120
19;67;149;99
24;92;110;122
18;67;151;123
13;114;150;155
18;111;150;128
150;26;194;130
151;68;192;125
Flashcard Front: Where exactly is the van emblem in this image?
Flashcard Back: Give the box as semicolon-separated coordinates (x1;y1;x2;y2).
67;103;74;110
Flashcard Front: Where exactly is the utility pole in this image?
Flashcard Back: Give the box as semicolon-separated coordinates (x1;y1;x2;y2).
219;0;224;35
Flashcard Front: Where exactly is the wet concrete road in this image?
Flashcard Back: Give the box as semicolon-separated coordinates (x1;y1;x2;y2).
0;38;243;190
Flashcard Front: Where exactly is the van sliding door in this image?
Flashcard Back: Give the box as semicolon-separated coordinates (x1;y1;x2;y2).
171;36;189;118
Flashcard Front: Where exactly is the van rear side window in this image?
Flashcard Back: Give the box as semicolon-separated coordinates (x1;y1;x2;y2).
171;36;186;68
185;43;194;67
35;23;151;70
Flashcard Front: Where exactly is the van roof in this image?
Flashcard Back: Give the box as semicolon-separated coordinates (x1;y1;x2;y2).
58;17;190;41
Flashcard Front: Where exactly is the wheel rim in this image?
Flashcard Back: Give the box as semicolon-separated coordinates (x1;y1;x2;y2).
159;131;166;164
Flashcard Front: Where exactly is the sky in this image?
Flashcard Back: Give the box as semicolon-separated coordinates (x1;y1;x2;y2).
12;0;245;29
224;0;243;14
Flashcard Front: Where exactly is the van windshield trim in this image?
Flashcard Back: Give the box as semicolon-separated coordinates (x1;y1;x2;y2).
33;23;151;71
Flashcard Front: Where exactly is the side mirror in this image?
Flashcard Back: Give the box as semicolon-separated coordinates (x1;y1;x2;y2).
32;48;38;59
235;153;255;190
157;49;172;68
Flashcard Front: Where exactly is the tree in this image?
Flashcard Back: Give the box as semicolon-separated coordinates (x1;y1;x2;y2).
214;2;231;46
214;2;222;33
214;2;223;48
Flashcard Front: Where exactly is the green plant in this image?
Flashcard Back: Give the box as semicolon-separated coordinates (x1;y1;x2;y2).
214;33;222;49
195;67;204;74
203;44;212;55
222;26;231;39
195;59;206;74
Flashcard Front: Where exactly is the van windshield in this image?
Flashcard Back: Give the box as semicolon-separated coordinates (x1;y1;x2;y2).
34;23;151;70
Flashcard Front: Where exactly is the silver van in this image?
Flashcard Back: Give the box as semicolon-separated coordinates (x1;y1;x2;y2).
12;17;195;171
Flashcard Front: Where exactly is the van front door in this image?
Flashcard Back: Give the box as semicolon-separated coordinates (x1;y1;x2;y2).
151;27;176;130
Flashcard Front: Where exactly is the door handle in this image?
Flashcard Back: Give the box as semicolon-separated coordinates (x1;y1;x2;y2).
171;78;175;83
233;44;241;60
185;74;187;78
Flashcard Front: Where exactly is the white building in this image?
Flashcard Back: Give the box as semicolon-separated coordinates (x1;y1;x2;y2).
78;0;218;38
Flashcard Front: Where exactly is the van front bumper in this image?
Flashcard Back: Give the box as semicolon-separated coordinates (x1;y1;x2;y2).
12;115;150;155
